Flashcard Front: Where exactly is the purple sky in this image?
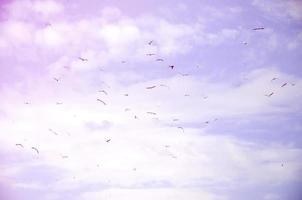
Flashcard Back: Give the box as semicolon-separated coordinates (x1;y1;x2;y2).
0;0;302;200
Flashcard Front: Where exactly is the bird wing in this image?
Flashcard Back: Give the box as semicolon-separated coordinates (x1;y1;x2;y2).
32;147;39;154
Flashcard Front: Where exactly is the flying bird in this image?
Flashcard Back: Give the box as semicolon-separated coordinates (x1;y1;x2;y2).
53;77;60;82
252;27;265;31
156;58;164;62
124;94;129;96
121;60;126;63
49;128;58;135
159;84;170;89
61;155;69;159
56;102;63;105
281;83;287;87
146;112;157;115
31;147;39;154
148;40;153;45
125;108;131;112
106;139;111;143
146;53;156;56
265;92;274;97
97;99;106;105
78;57;88;61
98;90;108;95
169;65;174;69
271;77;278;82
16;144;24;148
204;121;210;124
24;102;30;105
146;86;156;89
179;73;189;76
173;119;179;121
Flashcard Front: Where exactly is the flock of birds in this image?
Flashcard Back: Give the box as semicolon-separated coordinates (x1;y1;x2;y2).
15;26;293;170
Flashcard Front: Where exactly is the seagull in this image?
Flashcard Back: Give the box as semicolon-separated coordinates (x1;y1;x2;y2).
121;60;126;63
177;127;184;132
61;155;69;159
31;147;39;154
281;83;287;87
148;40;153;45
173;119;179;121
53;77;60;82
159;84;170;89
252;27;265;31
49;128;58;135
146;53;156;56
146;86;156;89
204;121;210;124
184;94;190;97
98;90;108;95
134;115;138;119
16;144;24;148
78;57;88;61
265;92;274;97
146;112;157;115
156;58;164;62
56;102;63;105
169;65;174;69
271;77;278;82
24;102;30;105
124;94;129;96
97;99;106;105
106;139;111;143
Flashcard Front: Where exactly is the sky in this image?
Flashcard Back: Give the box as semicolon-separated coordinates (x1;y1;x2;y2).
0;0;302;199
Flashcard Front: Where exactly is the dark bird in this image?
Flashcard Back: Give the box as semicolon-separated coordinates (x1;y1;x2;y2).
204;121;210;124
98;90;108;95
148;40;153;45
146;86;156;89
49;128;58;135
121;60;126;63
184;94;190;97
53;77;60;82
24;102;30;105
124;94;129;96
16;144;24;148
134;115;138;119
106;139;111;143
147;112;157;115
173;119;179;121
281;83;287;87
31;147;39;154
78;57;88;61
177;127;184;132
169;65;174;69
265;92;274;97
97;99;106;105
252;27;265;31
146;53;156;56
159;84;169;89
271;77;278;82
61;155;69;159
156;58;164;62
56;102;63;105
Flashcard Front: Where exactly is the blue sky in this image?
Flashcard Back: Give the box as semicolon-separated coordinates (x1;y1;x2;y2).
0;0;302;200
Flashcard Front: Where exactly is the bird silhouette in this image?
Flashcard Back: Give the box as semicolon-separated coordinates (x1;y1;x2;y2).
146;86;156;89
31;147;39;154
281;83;287;87
177;127;184;132
271;77;278;82
97;99;106;105
148;40;153;45
156;58;164;62
98;90;108;95
146;53;156;56
169;65;174;69
252;27;265;31
16;144;24;148
265;92;274;97
106;139;111;143
78;57;88;61
147;112;157;115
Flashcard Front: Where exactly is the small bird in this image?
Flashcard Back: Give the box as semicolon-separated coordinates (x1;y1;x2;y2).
24;102;30;105
159;84;169;89
202;96;208;99
49;128;58;135
146;86;156;89
61;155;69;159
281;83;287;87
98;90;108;95
169;65;174;69
16;144;24;148
106;139;111;143
179;73;189;76
134;115;138;119
31;147;39;154
146;112;157;115
177;127;184;132
121;60;126;64
265;92;274;97
78;57;88;61
146;53;156;56
124;94;129;96
184;94;190;97
156;58;164;62
271;77;278;82
252;27;265;31
204;121;210;124
53;77;60;82
125;108;131;112
56;102;63;105
148;40;153;45
173;119;179;121
97;99;106;105
243;42;248;45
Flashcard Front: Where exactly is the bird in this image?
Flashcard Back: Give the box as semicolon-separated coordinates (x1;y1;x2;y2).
265;92;274;97
281;83;287;87
97;99;106;105
184;94;190;97
146;112;157;115
271;77;278;82
146;86;156;89
173;119;179;121
16;144;24;148
106;139;111;143
98;90;108;95
252;27;265;31
148;40;153;45
156;58;164;62
49;128;58;135
78;57;88;61
177;127;184;132
56;102;63;105
121;60;126;63
24;102;30;105
125;108;131;112
243;42;248;45
169;65;174;69
53;77;60;82
124;94;129;96
31;147;39;154
204;121;210;124
134;115;138;119
202;96;208;99
146;53;156;56
61;155;69;159
159;84;170;89
179;73;189;76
